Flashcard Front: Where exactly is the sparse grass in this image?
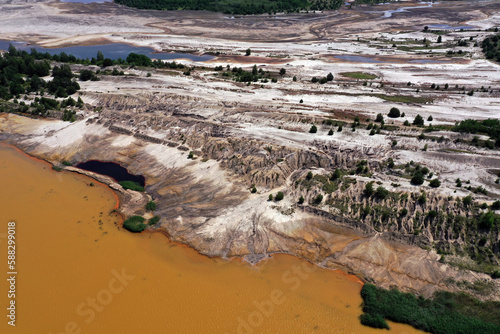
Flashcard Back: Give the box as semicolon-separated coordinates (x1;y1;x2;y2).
340;72;378;80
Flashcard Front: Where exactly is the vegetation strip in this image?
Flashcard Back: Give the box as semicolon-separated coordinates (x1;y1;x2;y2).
360;284;500;333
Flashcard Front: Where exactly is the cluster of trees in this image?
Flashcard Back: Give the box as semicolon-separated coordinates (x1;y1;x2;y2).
482;34;500;62
311;72;334;84
453;119;500;147
360;284;500;334
223;65;278;83
0;45;51;100
48;64;80;98
115;0;344;15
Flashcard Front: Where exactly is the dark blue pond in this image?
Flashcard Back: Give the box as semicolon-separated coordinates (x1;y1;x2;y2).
0;40;215;62
76;160;145;187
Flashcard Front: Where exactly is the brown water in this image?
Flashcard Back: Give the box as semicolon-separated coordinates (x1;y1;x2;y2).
0;143;423;334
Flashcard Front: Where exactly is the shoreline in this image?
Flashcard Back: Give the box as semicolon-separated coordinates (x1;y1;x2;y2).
0;140;368;286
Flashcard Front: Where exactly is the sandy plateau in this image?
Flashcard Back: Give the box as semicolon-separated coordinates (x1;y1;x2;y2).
1;0;500;301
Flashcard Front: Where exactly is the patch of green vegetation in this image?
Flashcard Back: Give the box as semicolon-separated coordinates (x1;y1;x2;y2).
62;160;73;166
123;216;147;233
148;216;160;226
371;94;433;104
145;201;157;211
340;72;378;80
119;181;145;192
52;165;63;172
453;119;500;147
360;284;500;333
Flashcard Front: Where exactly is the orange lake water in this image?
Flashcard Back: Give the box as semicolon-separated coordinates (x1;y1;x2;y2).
0;143;423;334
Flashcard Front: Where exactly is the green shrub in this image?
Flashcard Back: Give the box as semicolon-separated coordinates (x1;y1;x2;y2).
148;216;160;226
360;313;389;329
123;216;146;232
418;192;427;204
429;178;441;188
275;191;284;201
62;161;73;166
364;182;374;197
413;114;424;126
492;200;500;210
375;186;390;200
309;125;317;133
298;196;304;204
146;201;157;211
388;107;401;118
119;181;145;192
268;194;273;201
313;194;323;205
411;172;425;185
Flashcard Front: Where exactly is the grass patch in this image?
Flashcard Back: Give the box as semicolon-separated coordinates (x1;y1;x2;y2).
52;165;63;172
62;161;72;166
119;181;144;192
360;283;500;334
340;72;378;80
371;94;433;104
148;216;160;226
123;216;146;233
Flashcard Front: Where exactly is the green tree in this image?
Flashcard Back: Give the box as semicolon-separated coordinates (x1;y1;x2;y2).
375;186;390;200
146;201;157;210
411;172;424;185
309;125;318;133
97;51;104;62
313;194;323;205
245;48;251;56
429;179;441;188
275;191;284;201
364;182;374;197
413;114;424;126
388;107;400;118
326;72;334;81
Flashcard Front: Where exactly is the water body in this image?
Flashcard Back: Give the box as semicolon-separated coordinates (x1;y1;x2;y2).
76;160;146;187
376;2;433;18
427;24;476;30
0;143;423;334
0;40;215;62
334;55;384;63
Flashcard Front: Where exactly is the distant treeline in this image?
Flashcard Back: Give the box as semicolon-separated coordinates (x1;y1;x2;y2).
114;0;344;15
360;283;500;334
482;33;500;62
